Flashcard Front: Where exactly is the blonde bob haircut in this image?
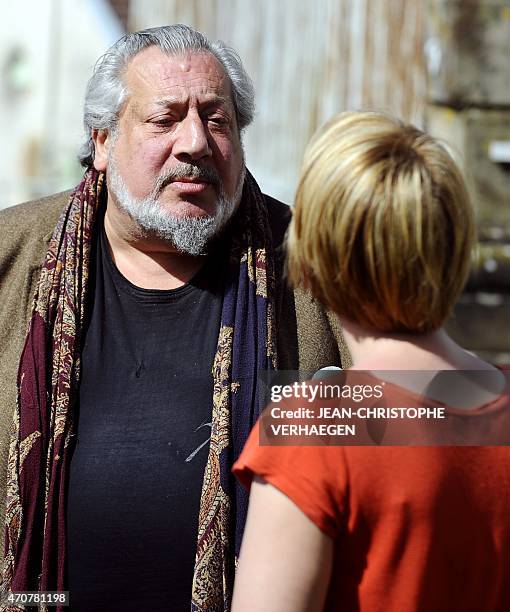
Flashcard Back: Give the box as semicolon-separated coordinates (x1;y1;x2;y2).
287;111;476;334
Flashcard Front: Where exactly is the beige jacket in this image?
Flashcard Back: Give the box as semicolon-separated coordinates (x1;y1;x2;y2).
0;190;351;554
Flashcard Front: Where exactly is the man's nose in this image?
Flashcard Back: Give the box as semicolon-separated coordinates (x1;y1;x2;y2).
172;111;212;161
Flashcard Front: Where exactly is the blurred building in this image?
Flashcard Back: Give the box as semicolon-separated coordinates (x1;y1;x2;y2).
425;0;510;363
0;0;126;208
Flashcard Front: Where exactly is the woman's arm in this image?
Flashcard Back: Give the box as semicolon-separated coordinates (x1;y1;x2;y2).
232;476;334;612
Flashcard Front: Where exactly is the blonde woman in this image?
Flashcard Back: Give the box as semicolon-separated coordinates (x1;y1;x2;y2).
232;112;510;612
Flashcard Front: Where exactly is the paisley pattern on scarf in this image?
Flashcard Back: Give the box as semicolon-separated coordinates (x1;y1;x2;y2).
2;168;277;612
2;169;103;612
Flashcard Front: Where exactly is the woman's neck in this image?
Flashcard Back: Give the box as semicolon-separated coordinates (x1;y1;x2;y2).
339;319;505;409
340;319;496;372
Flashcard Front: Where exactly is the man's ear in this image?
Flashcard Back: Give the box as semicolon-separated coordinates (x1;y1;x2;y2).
92;129;110;171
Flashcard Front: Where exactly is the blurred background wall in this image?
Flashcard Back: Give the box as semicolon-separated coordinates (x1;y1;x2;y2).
423;0;510;363
129;0;427;203
0;0;124;207
0;0;509;360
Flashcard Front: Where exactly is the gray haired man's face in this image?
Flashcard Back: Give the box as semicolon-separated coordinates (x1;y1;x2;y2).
94;47;246;254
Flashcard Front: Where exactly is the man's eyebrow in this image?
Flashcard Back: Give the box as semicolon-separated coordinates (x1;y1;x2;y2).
153;95;232;109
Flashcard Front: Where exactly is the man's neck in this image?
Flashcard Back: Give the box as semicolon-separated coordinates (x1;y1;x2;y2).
104;200;206;290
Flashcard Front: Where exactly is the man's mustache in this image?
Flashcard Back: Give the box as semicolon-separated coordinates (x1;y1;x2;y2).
155;163;221;194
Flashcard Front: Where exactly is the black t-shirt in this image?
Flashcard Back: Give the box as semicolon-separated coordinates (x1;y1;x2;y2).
67;225;226;611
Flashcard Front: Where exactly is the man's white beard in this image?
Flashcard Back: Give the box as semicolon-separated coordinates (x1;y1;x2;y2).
107;158;245;256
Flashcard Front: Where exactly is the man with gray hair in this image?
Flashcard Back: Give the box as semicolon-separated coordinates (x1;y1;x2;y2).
0;25;349;611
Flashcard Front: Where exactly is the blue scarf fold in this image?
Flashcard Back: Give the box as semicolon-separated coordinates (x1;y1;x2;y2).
192;170;278;611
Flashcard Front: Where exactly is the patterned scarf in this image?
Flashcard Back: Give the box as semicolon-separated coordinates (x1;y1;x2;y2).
3;168;277;611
